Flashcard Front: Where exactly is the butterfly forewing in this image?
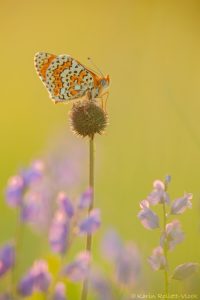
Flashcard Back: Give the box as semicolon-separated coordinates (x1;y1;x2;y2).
34;52;99;103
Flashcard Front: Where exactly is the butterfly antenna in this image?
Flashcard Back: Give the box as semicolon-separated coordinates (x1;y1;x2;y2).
87;57;104;77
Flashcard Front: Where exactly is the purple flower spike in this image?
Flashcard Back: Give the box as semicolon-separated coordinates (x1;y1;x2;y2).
0;244;15;277
161;220;184;251
138;202;159;230
18;274;34;296
5;175;25;207
57;192;74;218
21;160;44;186
5;161;44;209
147;180;170;205
79;208;101;234
78;188;93;209
101;230;123;262
63;251;91;282
53;282;67;300
19;260;51;296
148;246;167;271
115;243;141;287
49;210;70;254
21;192;41;223
33;261;51;291
139;200;149;209
171;193;192;215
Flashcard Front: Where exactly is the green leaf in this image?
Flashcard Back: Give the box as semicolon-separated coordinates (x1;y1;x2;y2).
172;262;200;280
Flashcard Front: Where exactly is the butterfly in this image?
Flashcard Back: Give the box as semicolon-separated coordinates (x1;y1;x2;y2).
34;52;110;104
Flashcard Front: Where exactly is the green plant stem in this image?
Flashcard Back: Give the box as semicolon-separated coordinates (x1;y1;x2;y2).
11;207;23;298
80;134;95;300
162;202;169;295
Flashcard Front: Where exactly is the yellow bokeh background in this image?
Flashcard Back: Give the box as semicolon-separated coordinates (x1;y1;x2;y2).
0;0;200;296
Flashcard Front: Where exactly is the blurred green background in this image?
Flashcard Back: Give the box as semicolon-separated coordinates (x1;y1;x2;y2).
0;0;200;297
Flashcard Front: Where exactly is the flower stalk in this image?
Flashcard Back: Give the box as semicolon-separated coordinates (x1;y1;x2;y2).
11;207;23;297
162;200;169;295
81;134;95;300
138;177;196;296
69;100;107;300
162;178;170;295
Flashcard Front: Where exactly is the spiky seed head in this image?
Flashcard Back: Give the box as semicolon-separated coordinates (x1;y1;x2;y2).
69;101;108;138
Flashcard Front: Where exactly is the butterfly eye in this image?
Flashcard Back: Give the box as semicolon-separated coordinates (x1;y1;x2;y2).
101;79;106;86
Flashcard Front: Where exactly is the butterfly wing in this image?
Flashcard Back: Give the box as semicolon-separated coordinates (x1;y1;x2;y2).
34;52;100;103
34;52;56;83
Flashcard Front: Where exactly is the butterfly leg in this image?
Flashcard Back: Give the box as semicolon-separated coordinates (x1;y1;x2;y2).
86;90;92;102
101;92;109;112
95;92;109;111
100;98;104;110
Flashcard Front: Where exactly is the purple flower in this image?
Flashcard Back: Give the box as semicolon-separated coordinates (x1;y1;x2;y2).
140;200;149;209
5;161;46;229
62;251;90;282
101;230;123;262
5;175;25;207
0;244;15;277
148;246;167;271
101;231;141;287
33;261;51;291
57;193;74;218
79;208;101;234
78;188;93;210
115;243;141;287
170;193;192;215
147;180;170;205
90;269;113;300
161;220;184;251
21;160;44;186
138;200;159;230
21;181;53;232
49;210;70;254
21;191;42;222
19;260;51;296
53;282;67;300
18;274;34;296
5;136;87;234
5;161;44;209
49;187;99;254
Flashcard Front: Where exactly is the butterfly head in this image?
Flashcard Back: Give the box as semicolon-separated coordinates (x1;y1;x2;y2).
100;75;110;89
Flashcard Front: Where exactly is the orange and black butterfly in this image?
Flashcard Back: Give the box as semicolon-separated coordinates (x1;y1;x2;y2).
34;52;110;104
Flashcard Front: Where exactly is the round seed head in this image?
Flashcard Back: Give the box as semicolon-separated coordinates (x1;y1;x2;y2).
69;101;108;138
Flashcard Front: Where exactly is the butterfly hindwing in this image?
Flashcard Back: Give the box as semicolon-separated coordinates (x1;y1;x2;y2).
34;52;56;83
34;52;99;103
